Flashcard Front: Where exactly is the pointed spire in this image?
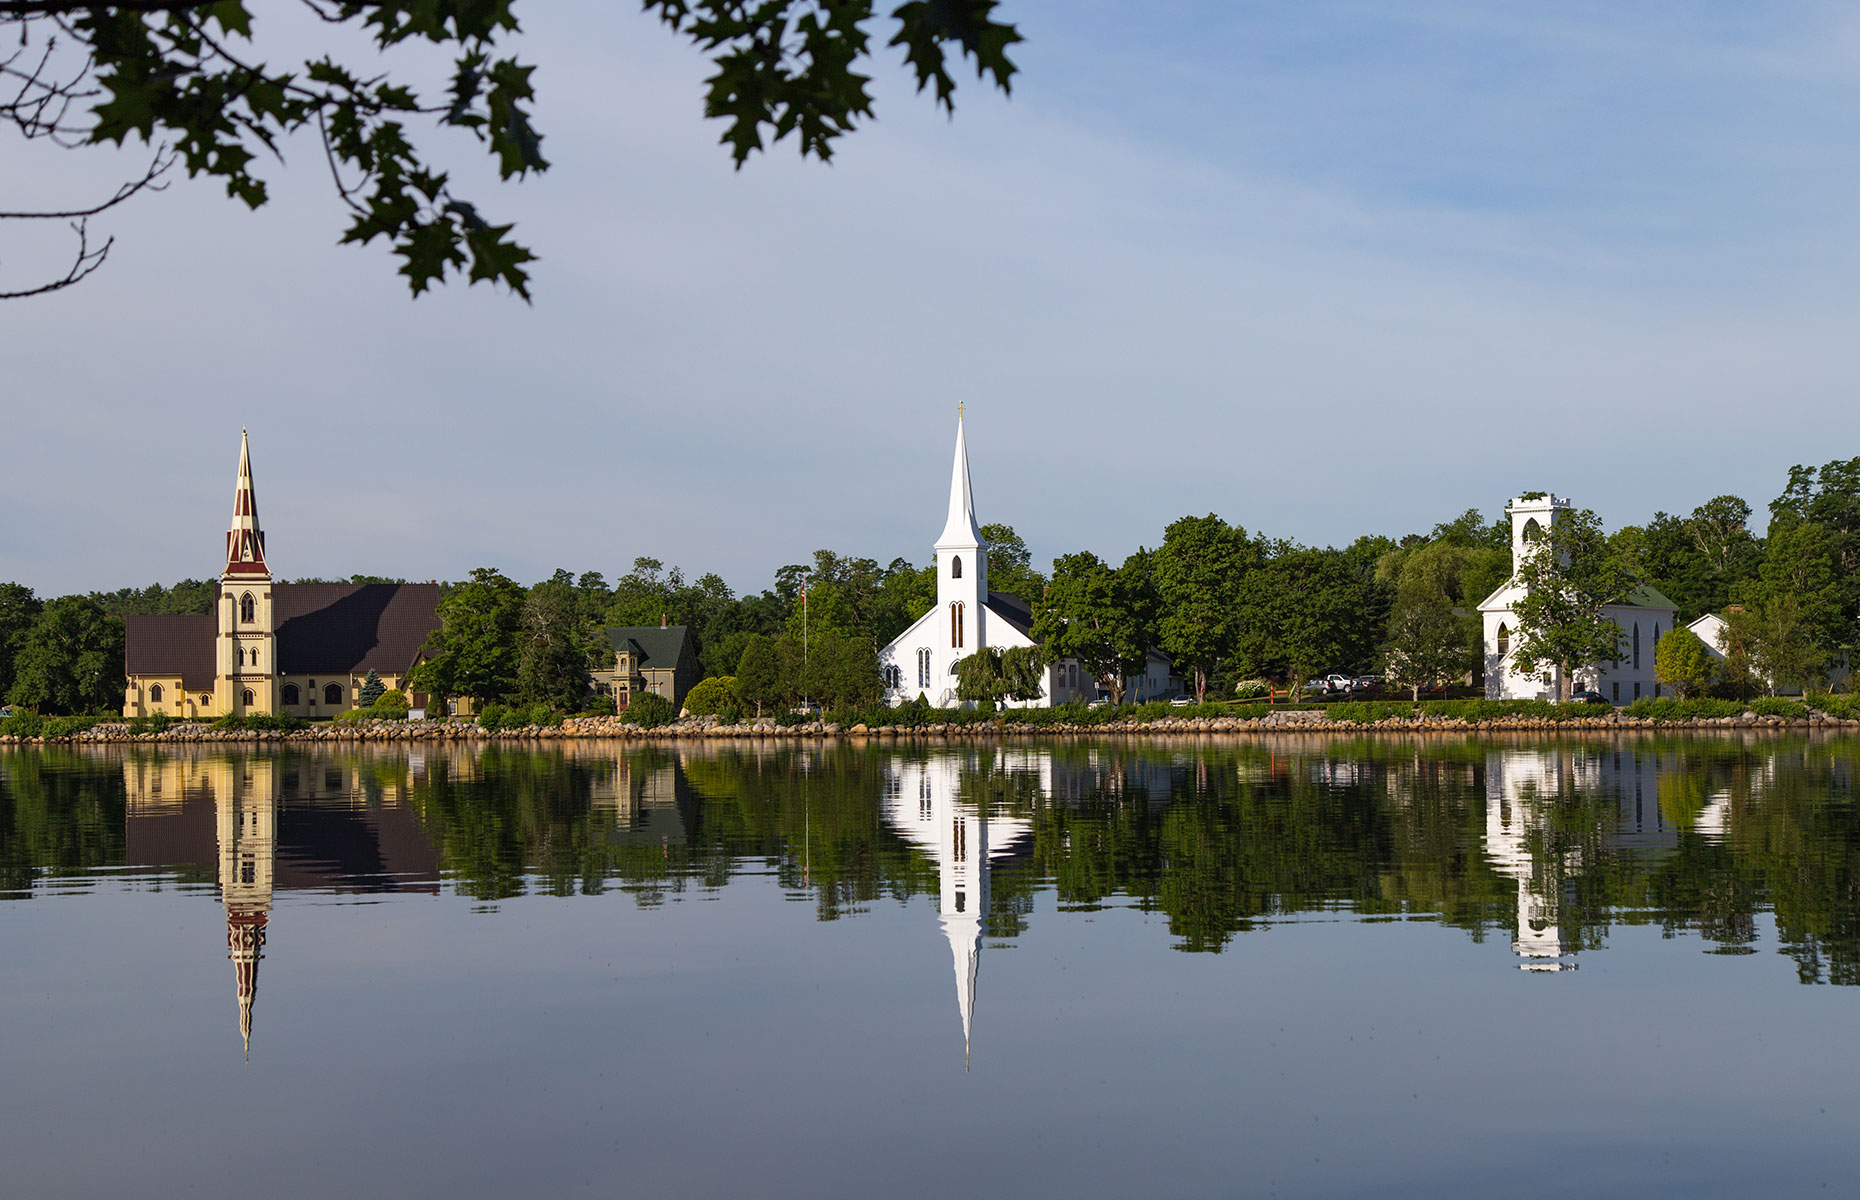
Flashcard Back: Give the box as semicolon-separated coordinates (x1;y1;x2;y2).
934;415;986;550
224;428;269;577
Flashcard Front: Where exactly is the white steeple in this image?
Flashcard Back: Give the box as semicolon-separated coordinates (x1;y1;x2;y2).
935;413;986;552
934;415;988;665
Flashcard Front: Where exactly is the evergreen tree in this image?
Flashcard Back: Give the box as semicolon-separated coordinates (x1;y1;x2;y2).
357;669;386;708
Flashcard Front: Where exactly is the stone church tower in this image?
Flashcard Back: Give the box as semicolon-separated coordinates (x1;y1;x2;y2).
215;430;278;716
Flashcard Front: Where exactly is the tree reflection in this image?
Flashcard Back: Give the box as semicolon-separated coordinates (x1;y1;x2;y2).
6;733;1860;982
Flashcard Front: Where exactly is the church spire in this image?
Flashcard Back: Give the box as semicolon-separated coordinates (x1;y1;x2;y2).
223;428;269;578
934;415;985;550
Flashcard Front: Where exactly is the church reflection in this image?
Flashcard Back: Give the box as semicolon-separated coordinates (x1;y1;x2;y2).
1481;747;1675;972
123;755;440;1058
881;752;1036;1068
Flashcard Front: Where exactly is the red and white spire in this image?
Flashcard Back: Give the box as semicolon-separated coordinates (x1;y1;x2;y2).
223;428;269;577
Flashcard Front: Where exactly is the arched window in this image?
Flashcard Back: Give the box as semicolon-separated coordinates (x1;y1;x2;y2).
240;592;256;623
1522;518;1541;545
324;682;343;705
950;601;964;649
282;684;300;705
918;647;931;688
951;556;962;579
241;688;255;707
149;683;163;702
1633;623;1641;670
200;695;211;707
248;647;258;668
1654;622;1661;645
1496;623;1510;658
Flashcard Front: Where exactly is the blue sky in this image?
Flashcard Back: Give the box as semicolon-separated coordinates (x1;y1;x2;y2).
5;1;1860;594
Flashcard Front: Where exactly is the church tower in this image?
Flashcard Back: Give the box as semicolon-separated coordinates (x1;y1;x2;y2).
934;415;988;670
216;430;278;716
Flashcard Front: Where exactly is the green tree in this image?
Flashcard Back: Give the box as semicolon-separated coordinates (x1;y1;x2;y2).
1751;521;1844;650
978;523;1046;600
2;1;1020;298
736;634;784;717
1155;515;1258;703
7;596;125;714
1032;551;1153;705
1381;599;1477;701
1654;625;1716;700
409;567;524;705
1507;507;1635;703
517;575;596;712
1236;545;1365;699
357;669;386;708
0;583;44;702
1747;595;1828;697
952;645;1043;706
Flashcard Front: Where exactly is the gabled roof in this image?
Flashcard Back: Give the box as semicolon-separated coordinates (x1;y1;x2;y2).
124;614;217;690
274;583;441;675
984;591;1034;639
605;625;691;668
1621;583;1676;611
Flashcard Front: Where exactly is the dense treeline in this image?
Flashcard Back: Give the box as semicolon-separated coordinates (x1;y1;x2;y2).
5;458;1860;714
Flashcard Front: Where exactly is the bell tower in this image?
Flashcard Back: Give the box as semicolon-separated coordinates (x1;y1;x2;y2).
933;413;988;681
216;430;278;716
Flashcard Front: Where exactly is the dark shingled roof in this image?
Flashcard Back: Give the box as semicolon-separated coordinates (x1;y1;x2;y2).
274;584;441;675
124;614;218;691
604;625;690;668
985;591;1035;639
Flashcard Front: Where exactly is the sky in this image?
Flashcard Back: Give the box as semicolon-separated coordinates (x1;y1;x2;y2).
5;0;1860;596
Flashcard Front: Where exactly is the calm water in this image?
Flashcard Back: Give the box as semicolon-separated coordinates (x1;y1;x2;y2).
4;734;1860;1198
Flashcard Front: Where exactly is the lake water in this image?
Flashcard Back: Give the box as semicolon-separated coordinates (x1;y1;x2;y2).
4;734;1859;1198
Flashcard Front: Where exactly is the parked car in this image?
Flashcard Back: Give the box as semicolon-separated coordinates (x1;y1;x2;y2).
1568;690;1610;705
1169;696;1194;707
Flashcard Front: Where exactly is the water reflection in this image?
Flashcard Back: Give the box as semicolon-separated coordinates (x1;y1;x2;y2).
7;734;1860;1002
882;752;1036;1067
116;755;442;1056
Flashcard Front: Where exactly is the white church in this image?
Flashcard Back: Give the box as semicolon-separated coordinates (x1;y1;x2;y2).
1478;494;1677;703
878;417;1173;709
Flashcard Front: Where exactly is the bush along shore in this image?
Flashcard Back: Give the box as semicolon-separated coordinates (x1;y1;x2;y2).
7;696;1860;745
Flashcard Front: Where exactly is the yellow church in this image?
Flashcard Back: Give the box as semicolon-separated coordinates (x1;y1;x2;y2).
122;432;441;719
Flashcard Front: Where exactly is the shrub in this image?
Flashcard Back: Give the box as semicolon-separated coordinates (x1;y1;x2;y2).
620;693;677;728
211;713;307;732
1749;697;1810;720
1233;678;1270;699
373;689;411;718
684;676;738;717
477;702;509;731
1815;694;1860;720
584;694;617;716
1622;697;1746;722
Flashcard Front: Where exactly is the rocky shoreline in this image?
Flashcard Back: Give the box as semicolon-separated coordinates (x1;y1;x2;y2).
5;707;1859;747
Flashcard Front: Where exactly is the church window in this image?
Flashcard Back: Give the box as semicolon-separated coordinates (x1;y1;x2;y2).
240;593;256;623
1633;623;1641;670
1496;623;1510;658
324;682;343;705
953;817;966;863
150;683;163;702
283;684;300;705
918;648;931;689
249;647;258;668
200;695;211;707
241;688;255;707
952;556;962;579
950;601;964;649
1522;517;1541;545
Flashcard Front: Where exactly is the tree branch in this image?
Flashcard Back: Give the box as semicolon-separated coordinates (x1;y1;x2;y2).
0;216;110;297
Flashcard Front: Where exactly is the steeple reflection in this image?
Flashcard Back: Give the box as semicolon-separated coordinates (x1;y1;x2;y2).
882;752;1036;1068
122;753;441;1057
